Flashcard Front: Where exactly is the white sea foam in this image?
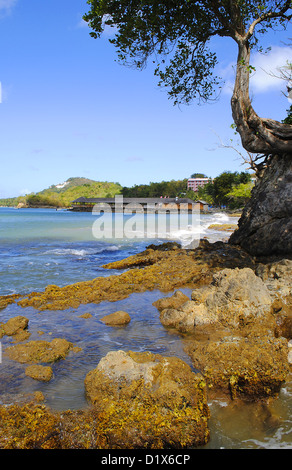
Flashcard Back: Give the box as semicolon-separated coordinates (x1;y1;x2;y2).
212;212;230;222
169;212;235;246
44;245;120;257
47;248;90;257
100;245;120;252
201;212;239;234
119;212;234;247
243;427;292;449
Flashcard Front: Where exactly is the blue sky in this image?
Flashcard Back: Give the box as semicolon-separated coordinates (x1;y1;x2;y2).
0;0;291;198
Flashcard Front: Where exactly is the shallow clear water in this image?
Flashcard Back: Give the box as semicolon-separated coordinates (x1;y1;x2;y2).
0;207;291;449
0;289;194;410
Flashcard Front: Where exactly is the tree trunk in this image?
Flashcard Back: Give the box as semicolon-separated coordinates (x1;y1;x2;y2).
231;40;292;155
229;39;292;257
229;153;292;257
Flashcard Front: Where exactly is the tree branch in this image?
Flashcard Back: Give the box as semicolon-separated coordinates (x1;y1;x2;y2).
246;1;292;41
205;0;235;39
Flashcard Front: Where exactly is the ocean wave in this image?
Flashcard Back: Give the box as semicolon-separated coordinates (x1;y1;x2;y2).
43;248;91;257
204;213;231;227
43;245;121;257
200;212;237;232
170;226;206;247
119;227;205;247
99;245;121;253
212;212;231;222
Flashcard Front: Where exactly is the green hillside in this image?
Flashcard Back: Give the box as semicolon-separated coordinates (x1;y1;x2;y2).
0;177;122;208
39;177;103;194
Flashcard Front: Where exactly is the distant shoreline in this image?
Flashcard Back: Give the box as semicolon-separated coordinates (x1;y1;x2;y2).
0;205;69;210
0;205;242;217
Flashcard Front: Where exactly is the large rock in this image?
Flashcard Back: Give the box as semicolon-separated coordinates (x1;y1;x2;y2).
84;350;210;448
15;241;255;312
157;268;290;399
152;290;190;311
256;259;292;296
5;338;81;364
159;268;273;332
256;259;292;340
0;316;30;341
229;153;292;256
185;333;289;399
25;365;53;382
100;311;131;326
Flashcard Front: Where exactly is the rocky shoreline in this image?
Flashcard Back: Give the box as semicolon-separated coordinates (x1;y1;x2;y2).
0;240;291;448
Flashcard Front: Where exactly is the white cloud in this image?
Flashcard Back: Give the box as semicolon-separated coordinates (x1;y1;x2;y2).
250;46;292;94
0;0;17;15
0;82;12;102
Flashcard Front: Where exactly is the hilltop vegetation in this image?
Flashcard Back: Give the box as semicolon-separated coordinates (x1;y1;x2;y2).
197;171;253;208
0;172;254;209
121;172;254;208
121;179;190;198
0;178;122;208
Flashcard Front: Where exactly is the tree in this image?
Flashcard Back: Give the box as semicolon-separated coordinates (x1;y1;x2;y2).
197;182;215;204
226;181;254;207
84;1;291;154
197;171;252;207
283;104;292;124
83;1;292;255
121;179;188;198
190;173;208;178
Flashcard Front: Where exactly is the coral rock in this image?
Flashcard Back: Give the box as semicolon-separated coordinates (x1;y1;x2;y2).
160;268;273;332
186;333;289;399
25;365;53;382
100;311;131;326
152;290;190;312
5;338;76;364
2;316;29;336
84;350;210;448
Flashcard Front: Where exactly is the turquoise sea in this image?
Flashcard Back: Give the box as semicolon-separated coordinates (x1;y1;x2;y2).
0;207;291;449
0;207;230;296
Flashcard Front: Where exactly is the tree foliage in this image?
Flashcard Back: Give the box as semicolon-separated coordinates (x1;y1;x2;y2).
226;181;254;204
84;1;292;156
190;173;208;178
0;180;122;208
121;179;188;198
197;171;252;207
283;104;292;124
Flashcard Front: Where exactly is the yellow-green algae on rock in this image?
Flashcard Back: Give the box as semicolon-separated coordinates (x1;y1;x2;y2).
100;310;131;326
0;316;30;342
185;331;289;399
0;241;255;312
207;223;238;232
153;266;291;400
0;350;210;449
84;350;210;448
0;244;291;448
5;338;81;364
25;365;53;382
